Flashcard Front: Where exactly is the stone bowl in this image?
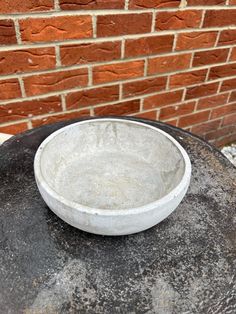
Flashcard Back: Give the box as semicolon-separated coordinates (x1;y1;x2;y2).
34;118;191;236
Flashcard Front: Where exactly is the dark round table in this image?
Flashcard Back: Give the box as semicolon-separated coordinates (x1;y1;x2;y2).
0;117;236;314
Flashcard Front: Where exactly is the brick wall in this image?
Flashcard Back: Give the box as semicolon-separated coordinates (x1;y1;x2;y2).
0;0;236;147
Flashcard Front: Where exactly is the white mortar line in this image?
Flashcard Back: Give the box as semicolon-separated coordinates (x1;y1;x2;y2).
92;15;97;38
1;95;235;129
151;10;156;33
179;0;187;9
1;26;236;52
54;0;60;10
215;30;221;47
121;39;125;59
31;107;92;120
219;115;224;128
0;63;236;104
88;66;93;86
0;70;235;107
125;0;129;10
70;87;236;110
140;98;144;111
227;91;232;103
166;75;170;90
27;120;32;129
205;68;211;82
61;94;66;111
7;10;157;19
226;47;233;62
1;38;234;56
189;52;195;68
55;45;61;67
14;19;22;44
2;5;236;19
90;107;95;116
172;33;178;52
199;10;206;28
182;88;187;102
18;77;26;97
129;108;156;115
217;80;223;93
160;116;178;124
144;58;148;76
119;84;123;100
193;100;198;111
3;46;235;81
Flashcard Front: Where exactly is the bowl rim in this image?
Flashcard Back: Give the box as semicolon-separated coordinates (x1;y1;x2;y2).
34;118;191;216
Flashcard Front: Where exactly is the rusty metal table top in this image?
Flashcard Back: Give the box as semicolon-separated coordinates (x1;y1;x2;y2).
0;117;236;314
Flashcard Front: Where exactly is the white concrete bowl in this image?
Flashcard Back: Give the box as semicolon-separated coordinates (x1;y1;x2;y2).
34;118;191;236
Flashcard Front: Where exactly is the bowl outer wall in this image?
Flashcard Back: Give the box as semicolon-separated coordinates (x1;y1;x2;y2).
34;118;192;235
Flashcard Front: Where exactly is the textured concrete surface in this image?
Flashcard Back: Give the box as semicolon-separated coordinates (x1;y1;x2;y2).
0;117;236;313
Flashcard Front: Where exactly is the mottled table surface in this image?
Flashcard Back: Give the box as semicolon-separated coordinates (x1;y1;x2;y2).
0;117;236;314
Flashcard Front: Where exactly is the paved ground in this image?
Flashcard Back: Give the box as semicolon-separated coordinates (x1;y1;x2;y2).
222;143;236;167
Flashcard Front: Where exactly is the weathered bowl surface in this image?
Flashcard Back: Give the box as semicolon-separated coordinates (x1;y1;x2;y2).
34;118;191;235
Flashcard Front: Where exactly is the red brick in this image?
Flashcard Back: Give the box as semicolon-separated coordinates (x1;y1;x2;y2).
0;0;53;13
191;120;221;135
129;0;180;9
24;68;88;96
206;125;236;140
164;119;178;126
148;53;191;75
159;102;195;120
60;41;121;66
188;0;225;4
193;49;229;67
220;78;236;91
204;10;236;27
214;134;236;147
218;30;236;46
97;13;152;37
60;0;124;10
20;16;92;43
231;47;236;61
143;90;183;110
133;111;157;119
0;122;28;135
229;0;236;4
0;20;16;45
125;35;174;58
170;69;207;89
123;77;167;98
179;111;210;127
156;10;202;31
66;85;119;109
197;93;229;110
93;60;144;85
32;109;90;128
230;91;236;102
94;99;140;116
176;31;218;51
0;96;61;123
0;79;21;101
222;113;236;126
209;63;236;80
0;47;56;76
211;104;236;119
185;82;219;100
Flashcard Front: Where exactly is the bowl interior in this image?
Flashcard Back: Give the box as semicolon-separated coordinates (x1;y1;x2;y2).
39;120;185;210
